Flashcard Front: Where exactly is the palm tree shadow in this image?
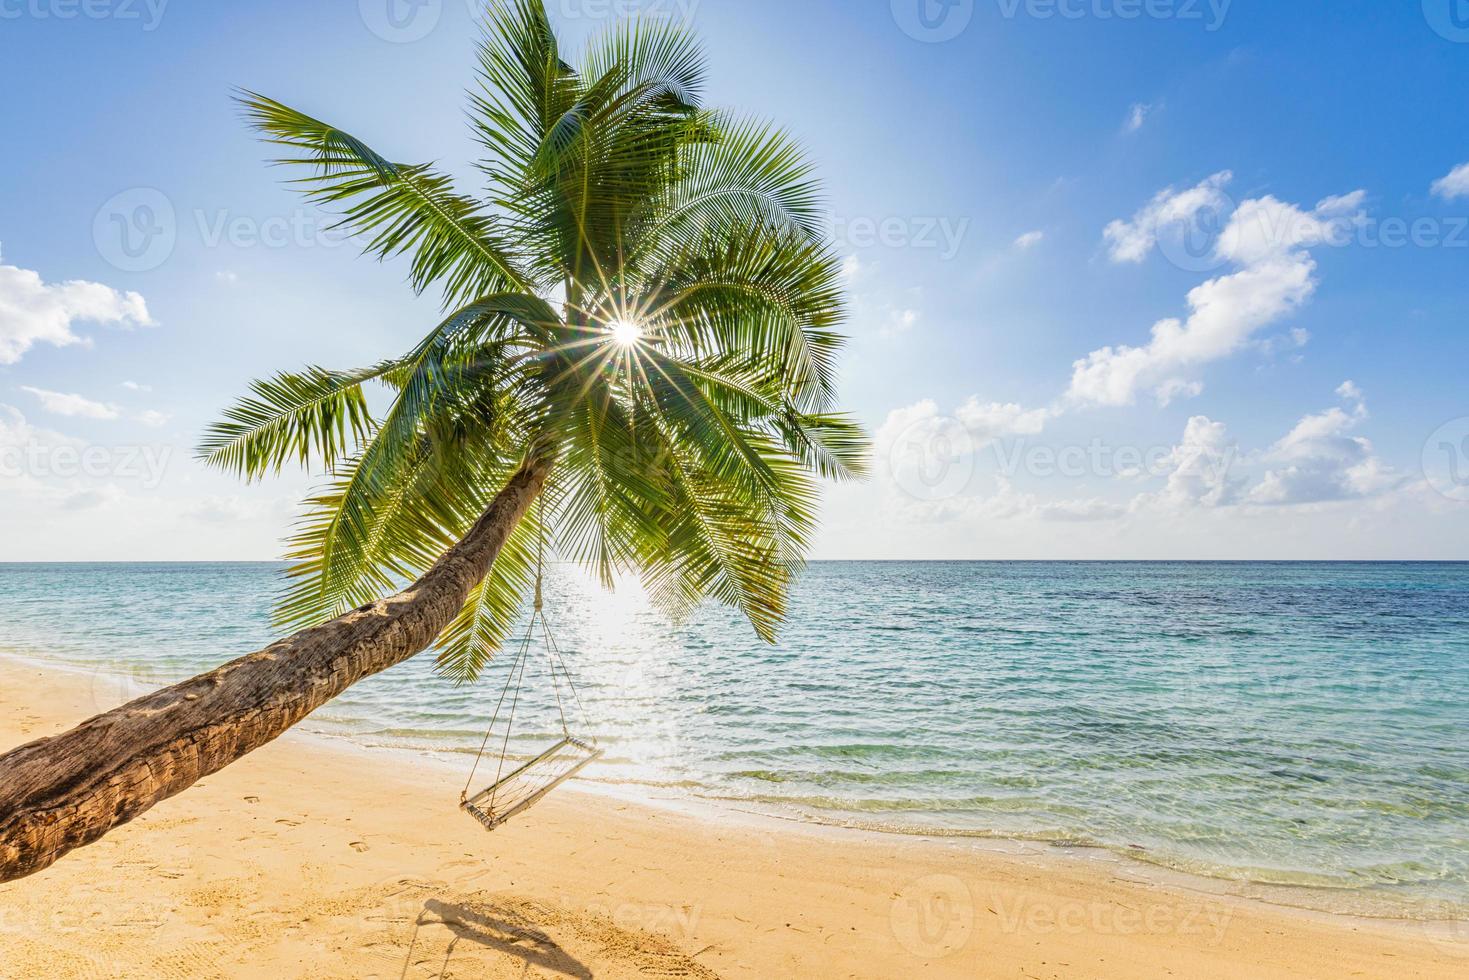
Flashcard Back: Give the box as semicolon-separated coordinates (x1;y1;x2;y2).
398;898;592;979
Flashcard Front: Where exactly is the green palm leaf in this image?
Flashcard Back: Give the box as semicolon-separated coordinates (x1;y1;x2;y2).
197;364;387;481
238;91;533;304
212;0;871;682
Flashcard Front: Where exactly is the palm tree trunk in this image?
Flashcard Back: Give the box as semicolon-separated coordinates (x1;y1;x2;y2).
0;453;553;884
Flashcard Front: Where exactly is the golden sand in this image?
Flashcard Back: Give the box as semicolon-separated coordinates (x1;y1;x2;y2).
0;656;1463;978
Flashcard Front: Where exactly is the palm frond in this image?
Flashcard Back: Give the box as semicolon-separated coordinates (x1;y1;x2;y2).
197;364;387;480
239;91;532;305
640;113;824;255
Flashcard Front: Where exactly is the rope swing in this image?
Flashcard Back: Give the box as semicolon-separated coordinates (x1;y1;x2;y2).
460;510;601;831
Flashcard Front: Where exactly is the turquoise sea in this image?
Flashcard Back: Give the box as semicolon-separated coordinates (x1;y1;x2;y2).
1;561;1466;918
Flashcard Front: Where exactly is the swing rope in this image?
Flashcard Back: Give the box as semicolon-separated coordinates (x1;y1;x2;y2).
459;498;599;821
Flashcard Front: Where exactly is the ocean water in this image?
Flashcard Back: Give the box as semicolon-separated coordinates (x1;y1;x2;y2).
1;561;1466;918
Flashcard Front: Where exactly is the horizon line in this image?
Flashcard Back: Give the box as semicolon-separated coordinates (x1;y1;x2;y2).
1;559;1467;566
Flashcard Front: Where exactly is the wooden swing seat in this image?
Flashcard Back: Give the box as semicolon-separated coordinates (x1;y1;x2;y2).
461;735;603;832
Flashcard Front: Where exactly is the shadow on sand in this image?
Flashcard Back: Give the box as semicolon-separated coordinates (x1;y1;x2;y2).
399;897;592;979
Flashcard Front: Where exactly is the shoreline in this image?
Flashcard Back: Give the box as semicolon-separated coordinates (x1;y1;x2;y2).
12;646;1469;928
2;654;1465;977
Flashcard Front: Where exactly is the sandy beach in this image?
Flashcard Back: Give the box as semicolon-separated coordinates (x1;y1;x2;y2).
0;655;1463;979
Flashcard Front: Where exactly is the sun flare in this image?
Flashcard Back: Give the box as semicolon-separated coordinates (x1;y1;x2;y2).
607;318;644;347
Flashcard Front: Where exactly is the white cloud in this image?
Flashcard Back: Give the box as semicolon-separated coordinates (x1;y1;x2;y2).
840;254;863;283
1102;170;1233;264
1036;496;1126;522
1124;102;1154;133
1431;162;1469;201
1314;190;1369;217
1256;326;1311;358
975;478;1125;524
136;410;171;428
1146;416;1242;510
185;496;266;524
954;399;1051;440
876;398;1053;517
0;406;64;499
1137;388;1397;512
215;270;240;285
1248;388;1399;505
1214;192;1365;266
59;485;126;512
1013;230;1045;250
878;398;1050;460
20;386;120;420
882;307;920;338
876;399;963;456
1067;257;1315;406
1156;378;1204;406
0;245;154;364
1071;186;1367;407
121;380;152;392
876;400;974;509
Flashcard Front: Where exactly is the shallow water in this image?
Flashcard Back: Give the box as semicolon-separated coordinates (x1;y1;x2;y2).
2;561;1466;917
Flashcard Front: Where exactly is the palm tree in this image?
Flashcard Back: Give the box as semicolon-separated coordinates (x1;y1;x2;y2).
0;0;865;883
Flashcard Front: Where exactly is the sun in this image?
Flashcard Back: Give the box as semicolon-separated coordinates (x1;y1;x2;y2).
607;318;644;347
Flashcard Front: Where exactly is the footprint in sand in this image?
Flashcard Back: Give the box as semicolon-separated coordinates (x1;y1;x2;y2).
350;841;370;852
275;818;302;828
244;796;260;804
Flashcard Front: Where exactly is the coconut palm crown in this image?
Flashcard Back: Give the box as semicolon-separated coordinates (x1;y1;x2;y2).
198;0;868;682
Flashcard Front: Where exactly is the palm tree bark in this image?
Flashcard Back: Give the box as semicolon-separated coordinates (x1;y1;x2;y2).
0;453;553;884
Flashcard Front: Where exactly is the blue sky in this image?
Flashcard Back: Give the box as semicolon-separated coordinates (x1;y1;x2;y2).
1;0;1467;560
